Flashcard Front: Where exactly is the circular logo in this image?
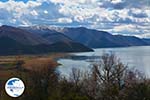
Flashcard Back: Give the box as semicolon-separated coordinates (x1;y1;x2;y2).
5;78;25;97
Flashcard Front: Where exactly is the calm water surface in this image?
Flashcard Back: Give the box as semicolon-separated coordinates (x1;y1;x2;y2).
57;46;150;78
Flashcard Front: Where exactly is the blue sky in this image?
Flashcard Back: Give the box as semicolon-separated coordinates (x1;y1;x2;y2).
0;0;150;38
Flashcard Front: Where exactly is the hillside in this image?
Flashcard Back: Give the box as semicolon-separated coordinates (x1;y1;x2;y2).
21;26;149;48
142;38;150;45
0;25;93;55
21;26;72;44
0;25;49;45
59;27;149;48
1;25;148;55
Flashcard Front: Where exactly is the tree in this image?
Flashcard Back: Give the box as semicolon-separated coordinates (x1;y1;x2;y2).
22;58;58;100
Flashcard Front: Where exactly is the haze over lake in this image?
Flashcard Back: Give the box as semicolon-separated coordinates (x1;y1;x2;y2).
57;46;150;78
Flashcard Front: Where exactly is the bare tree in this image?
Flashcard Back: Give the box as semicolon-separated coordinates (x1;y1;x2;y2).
69;68;82;87
80;53;128;100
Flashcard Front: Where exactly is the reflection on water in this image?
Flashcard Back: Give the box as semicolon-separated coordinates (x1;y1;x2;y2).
57;46;150;78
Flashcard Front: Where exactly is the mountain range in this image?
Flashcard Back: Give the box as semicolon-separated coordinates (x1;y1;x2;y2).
0;25;149;55
57;27;149;48
22;26;149;47
0;25;92;55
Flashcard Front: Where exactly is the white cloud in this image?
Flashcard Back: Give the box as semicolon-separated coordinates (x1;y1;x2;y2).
0;0;149;37
30;10;38;16
11;19;17;24
57;18;72;23
111;0;123;4
0;0;42;25
44;10;48;14
20;20;32;26
113;24;136;32
50;0;98;5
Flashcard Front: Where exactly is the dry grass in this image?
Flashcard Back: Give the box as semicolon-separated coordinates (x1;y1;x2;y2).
0;58;16;65
0;53;67;64
0;70;14;78
0;53;65;81
0;57;58;81
23;57;58;72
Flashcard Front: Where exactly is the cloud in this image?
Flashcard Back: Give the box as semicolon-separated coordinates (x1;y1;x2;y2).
0;0;149;38
0;8;10;20
57;18;73;23
43;10;48;14
0;0;42;26
100;0;150;9
30;10;38;16
128;8;148;18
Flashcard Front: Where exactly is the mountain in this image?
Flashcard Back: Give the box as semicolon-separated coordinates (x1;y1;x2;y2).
20;26;72;44
0;25;50;45
0;25;93;55
20;26;93;52
2;25;147;55
57;27;149;48
20;26;149;48
142;38;150;45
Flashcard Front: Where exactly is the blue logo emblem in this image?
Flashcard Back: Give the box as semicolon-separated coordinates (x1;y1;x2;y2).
5;78;25;97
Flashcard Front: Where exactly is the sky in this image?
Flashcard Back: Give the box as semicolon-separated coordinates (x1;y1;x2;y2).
0;0;150;38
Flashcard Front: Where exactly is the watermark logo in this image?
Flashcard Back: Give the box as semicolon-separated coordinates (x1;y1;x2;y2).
5;78;25;97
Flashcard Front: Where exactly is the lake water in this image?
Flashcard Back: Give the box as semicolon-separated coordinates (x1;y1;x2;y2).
57;46;150;78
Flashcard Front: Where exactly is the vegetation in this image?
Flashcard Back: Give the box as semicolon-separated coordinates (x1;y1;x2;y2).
0;53;150;100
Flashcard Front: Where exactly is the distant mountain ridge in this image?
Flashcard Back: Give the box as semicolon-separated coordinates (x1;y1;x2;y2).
21;26;72;44
0;25;93;55
21;25;149;48
142;38;150;45
0;25;149;55
0;25;50;45
56;27;149;48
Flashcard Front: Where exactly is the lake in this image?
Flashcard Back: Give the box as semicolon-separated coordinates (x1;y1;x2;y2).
57;46;150;78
